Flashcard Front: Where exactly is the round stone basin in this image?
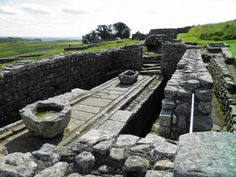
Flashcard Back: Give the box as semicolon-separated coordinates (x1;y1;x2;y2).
20;101;71;138
118;70;139;85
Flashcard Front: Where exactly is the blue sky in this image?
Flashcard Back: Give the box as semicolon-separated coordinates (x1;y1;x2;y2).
0;0;235;37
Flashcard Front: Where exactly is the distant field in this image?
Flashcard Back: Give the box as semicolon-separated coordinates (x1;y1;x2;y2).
0;38;140;68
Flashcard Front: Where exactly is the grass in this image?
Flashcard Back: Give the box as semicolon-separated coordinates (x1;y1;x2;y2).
188;20;236;41
0;38;140;68
178;33;236;57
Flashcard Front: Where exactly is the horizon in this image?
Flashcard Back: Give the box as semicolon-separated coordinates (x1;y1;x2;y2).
0;0;236;37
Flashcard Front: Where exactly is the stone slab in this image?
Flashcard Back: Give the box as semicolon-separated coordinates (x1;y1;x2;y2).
109;110;134;123
94;92;120;100
98;120;125;134
79;97;112;107
71;110;95;121
72;104;100;114
174;132;236;177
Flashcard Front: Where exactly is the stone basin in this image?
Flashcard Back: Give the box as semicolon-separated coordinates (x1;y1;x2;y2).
118;70;139;85
20;100;71;138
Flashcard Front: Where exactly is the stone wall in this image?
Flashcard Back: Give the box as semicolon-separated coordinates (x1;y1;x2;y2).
207;57;236;132
149;28;178;41
161;43;187;80
159;49;213;139
0;45;143;127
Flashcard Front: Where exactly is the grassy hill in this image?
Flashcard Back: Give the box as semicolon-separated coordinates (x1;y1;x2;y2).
178;20;236;57
188;20;236;41
0;38;140;68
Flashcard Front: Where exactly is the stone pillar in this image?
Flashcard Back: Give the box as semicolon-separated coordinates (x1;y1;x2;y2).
158;49;213;139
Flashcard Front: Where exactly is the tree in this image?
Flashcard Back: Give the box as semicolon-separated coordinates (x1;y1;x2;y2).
82;30;101;44
96;25;113;40
113;22;131;39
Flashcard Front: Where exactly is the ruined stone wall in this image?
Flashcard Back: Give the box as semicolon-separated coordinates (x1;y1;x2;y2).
149;28;178;41
161;43;187;80
0;45;143;126
207;57;236;132
159;49;213;139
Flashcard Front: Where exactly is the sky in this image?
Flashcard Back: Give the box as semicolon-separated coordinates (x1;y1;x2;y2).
0;0;235;37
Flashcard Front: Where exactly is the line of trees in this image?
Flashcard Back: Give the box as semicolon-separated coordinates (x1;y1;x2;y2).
82;22;131;44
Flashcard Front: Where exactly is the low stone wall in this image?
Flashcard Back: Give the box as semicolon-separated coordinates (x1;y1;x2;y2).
207;57;236;132
161;43;187;80
159;49;213;139
0;45;143;127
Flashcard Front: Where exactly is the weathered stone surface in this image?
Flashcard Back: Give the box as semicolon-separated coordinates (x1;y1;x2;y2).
159;110;172;127
195;89;212;101
98;120;125;134
184;80;200;91
174;132;236;177
0;152;37;177
138;133;166;145
162;98;176;110
93;139;113;155
115;134;139;147
154;159;174;171
32;143;59;164
109;148;125;162
67;173;82;177
109;110;134;123
197;102;212;114
124;156;149;172
145;170;173;177
0;145;8;156
193;115;213;131
153;141;177;158
165;86;178;98
20;100;71;138
198;75;213;88
75;151;95;173
130;144;152;154
35;162;69;177
78;129;117;146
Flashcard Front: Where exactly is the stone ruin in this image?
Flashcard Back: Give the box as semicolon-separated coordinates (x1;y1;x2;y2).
0;26;236;177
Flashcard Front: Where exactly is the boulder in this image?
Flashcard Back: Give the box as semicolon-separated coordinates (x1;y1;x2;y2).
124;155;149;172
35;162;69;177
0;152;37;177
75;151;95;173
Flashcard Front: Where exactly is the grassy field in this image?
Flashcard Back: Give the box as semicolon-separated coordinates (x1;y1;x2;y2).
0;38;140;68
178;33;236;57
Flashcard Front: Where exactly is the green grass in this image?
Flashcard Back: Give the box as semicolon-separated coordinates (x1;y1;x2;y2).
0;38;140;68
178;33;236;58
188;20;236;41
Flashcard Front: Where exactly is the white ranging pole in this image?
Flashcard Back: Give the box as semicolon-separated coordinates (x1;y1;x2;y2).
189;94;195;133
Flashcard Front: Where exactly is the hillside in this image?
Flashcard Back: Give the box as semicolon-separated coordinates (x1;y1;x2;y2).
188;20;236;41
178;20;236;57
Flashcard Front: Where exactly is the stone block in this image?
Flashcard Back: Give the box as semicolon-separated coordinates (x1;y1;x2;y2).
159;110;172;127
162;98;176;110
174;132;236;177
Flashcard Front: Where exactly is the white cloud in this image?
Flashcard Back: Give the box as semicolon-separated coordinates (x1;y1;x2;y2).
0;0;235;37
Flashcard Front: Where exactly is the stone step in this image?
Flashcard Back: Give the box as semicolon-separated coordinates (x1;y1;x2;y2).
140;70;161;75
142;66;161;71
142;64;160;68
143;60;161;64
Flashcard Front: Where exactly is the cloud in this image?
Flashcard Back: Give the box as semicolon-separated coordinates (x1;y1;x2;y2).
148;11;159;15
0;8;15;15
61;8;88;15
22;4;51;15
